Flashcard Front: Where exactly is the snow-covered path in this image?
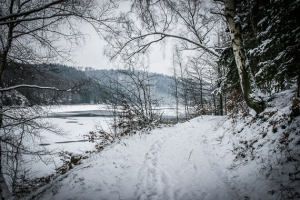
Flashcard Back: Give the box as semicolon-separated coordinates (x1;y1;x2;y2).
36;116;239;200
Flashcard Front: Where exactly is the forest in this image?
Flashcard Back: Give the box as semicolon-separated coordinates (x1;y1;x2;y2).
1;0;300;199
3;64;174;105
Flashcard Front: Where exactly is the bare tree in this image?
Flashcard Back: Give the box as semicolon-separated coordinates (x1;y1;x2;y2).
171;47;191;119
92;62;162;137
103;0;220;61
101;0;226;117
188;57;205;111
170;52;180;123
106;0;268;114
0;0;116;198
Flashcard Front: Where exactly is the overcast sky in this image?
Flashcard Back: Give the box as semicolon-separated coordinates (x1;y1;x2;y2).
66;2;173;76
67;26;173;75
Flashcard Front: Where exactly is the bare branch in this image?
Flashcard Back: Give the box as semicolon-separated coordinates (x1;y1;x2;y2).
0;0;65;22
115;32;220;59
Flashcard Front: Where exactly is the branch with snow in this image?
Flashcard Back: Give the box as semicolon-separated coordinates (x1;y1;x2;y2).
0;84;71;92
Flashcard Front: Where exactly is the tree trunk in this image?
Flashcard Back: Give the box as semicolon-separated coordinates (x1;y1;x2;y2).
200;78;203;109
297;74;300;98
174;75;179;123
219;93;223;116
212;94;216;115
0;7;14;198
0;72;13;200
224;94;227;115
217;63;223;116
225;0;265;114
0;166;12;200
0;75;12;200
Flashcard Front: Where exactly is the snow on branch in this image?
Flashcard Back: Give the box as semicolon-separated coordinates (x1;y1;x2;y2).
0;84;71;92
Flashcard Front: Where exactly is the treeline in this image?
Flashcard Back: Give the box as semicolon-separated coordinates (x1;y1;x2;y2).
100;0;300;116
218;0;300;112
3;63;103;105
3;62;217;118
3;63;186;106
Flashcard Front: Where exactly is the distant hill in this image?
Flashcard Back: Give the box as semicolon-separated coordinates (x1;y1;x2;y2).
4;63;97;105
4;64;179;105
85;69;176;105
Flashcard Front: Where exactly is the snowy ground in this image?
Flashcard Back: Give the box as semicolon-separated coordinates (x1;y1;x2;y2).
28;116;242;200
30;104;185;178
24;94;300;200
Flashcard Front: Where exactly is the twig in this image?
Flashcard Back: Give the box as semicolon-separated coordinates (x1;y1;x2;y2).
188;149;193;161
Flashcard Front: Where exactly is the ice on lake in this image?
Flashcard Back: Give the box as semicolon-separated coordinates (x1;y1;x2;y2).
30;104;183;178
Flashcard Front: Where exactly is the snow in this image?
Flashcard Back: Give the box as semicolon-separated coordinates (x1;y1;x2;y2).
28;104;185;178
22;88;300;200
46;104;108;113
26;116;108;178
46;104;186;118
31;116;241;200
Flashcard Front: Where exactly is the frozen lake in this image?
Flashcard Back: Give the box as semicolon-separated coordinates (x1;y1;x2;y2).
31;104;184;177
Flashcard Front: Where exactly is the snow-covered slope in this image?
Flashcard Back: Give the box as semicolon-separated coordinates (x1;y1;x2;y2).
26;87;300;200
204;88;300;200
29;116;241;200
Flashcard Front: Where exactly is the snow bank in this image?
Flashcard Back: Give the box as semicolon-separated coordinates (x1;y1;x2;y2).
29;116;241;200
25;88;300;200
204;88;300;199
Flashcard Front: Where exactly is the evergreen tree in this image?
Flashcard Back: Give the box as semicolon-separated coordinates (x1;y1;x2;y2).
220;0;300;105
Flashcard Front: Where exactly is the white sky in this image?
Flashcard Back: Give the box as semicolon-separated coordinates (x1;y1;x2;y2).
67;25;173;75
66;1;173;76
65;0;220;76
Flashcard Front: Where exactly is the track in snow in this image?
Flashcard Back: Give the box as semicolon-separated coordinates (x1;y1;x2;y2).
36;116;239;200
134;118;238;200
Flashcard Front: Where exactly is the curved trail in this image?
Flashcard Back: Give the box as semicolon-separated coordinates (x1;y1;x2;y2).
134;117;237;200
38;116;239;200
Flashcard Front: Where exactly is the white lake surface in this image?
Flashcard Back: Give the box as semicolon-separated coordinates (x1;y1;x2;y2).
31;104;183;178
